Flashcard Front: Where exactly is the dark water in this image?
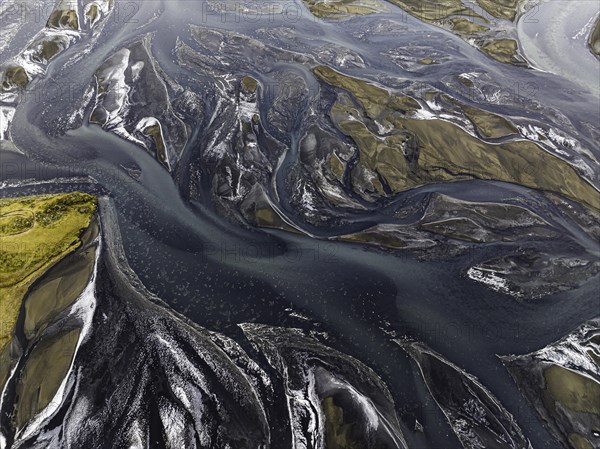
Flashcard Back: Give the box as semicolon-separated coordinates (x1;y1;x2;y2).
2;0;600;447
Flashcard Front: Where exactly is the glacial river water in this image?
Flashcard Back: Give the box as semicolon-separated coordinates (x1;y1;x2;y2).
2;0;600;447
518;0;600;96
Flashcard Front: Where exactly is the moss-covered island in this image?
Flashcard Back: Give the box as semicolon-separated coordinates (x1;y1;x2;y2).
301;0;527;65
0;192;97;352
313;66;600;211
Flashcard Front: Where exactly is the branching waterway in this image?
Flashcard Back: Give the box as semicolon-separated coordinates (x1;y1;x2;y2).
1;0;599;448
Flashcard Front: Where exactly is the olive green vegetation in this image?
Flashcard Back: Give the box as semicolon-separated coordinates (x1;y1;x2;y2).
241;76;258;94
474;0;519;21
323;396;376;449
14;328;80;429
589;17;600;58
0;211;34;235
304;0;387;19
303;0;524;64
47;8;80;30
328;153;346;181
255;207;287;228
253;207;302;234
542;364;600;449
1;66;29;90
24;218;99;340
1;38;65;90
28;38;65;65
313;66;600;211
385;0;518;22
448;17;489;35
478;39;526;66
39;40;62;62
314;66;420;116
458;103;518;138
378;0;525;65
569;433;594;449
142;123;168;165
543;365;600;415
385;0;480;22
323;397;357;448
241;186;301;233
428;92;517;139
5;40;64;82
0;193;97;352
86;4;99;25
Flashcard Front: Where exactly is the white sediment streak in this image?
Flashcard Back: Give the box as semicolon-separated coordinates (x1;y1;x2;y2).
95;48;131;128
467;267;523;298
0;107;15;140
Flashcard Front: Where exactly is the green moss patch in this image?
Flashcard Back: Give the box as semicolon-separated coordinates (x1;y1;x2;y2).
0;193;96;351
